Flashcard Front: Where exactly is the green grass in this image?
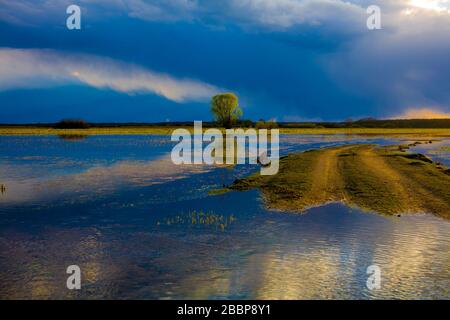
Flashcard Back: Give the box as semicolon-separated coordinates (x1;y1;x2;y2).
156;210;236;231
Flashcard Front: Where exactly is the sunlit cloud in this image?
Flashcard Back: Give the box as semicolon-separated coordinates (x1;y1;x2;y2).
392;108;450;119
222;0;366;32
409;0;450;13
0;48;221;102
1;1;449;31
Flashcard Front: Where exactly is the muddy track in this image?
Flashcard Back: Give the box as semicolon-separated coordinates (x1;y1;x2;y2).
305;146;351;206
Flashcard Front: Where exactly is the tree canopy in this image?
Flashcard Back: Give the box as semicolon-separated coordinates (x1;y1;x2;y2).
211;93;243;128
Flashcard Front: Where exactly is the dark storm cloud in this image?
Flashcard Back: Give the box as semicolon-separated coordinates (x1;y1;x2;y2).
0;0;449;122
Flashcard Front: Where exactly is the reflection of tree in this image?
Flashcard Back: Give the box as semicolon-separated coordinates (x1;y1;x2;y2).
0;183;6;195
58;134;87;141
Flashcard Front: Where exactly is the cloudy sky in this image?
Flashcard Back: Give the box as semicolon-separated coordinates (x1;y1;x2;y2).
0;0;449;122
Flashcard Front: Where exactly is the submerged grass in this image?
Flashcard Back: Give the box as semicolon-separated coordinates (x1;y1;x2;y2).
156;210;237;231
229;144;450;219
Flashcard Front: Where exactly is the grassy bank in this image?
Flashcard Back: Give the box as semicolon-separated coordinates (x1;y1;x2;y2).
1;126;450;136
229;144;450;219
0;126;178;136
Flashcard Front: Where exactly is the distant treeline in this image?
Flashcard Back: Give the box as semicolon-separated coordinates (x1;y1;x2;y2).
280;118;450;129
1;118;450;128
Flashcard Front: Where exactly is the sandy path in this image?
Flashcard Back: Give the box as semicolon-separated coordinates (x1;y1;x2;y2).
306;146;350;206
356;146;417;212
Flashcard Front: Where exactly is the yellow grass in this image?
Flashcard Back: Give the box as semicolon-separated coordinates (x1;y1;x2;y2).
0;126;177;135
278;128;450;136
1;126;450;136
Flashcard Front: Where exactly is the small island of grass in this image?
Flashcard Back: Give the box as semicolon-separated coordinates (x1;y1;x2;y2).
229;144;450;219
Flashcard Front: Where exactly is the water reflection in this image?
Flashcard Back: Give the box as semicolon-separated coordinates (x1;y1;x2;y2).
0;135;449;299
0;134;412;206
58;134;88;141
170;202;449;300
1;193;448;299
0;155;212;205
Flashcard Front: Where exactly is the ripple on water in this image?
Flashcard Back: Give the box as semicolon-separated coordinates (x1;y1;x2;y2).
0;135;449;299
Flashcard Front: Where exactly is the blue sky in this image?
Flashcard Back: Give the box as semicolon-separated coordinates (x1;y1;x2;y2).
0;0;449;123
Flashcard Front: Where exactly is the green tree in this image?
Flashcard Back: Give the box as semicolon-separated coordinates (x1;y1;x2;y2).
211;93;243;128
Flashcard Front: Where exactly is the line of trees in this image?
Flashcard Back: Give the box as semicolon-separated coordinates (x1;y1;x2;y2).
28;93;450;129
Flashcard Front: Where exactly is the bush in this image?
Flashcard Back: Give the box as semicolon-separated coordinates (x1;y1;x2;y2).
54;119;90;129
255;119;278;129
235;119;254;128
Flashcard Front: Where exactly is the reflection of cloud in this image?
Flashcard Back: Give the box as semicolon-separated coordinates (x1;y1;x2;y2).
172;206;449;300
0;154;211;204
251;250;341;299
0;227;118;299
391;108;450;119
0;48;221;102
369;217;449;299
1;202;448;299
175;242;347;299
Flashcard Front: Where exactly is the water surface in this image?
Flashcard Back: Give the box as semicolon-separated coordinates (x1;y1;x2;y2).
0;135;449;299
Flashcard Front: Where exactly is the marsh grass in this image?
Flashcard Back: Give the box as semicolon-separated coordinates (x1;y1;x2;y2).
156;210;237;231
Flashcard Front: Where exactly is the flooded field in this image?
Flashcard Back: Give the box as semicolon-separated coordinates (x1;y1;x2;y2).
0;135;449;299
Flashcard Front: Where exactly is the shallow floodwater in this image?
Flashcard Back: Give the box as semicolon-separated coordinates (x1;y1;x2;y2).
0;135;449;299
